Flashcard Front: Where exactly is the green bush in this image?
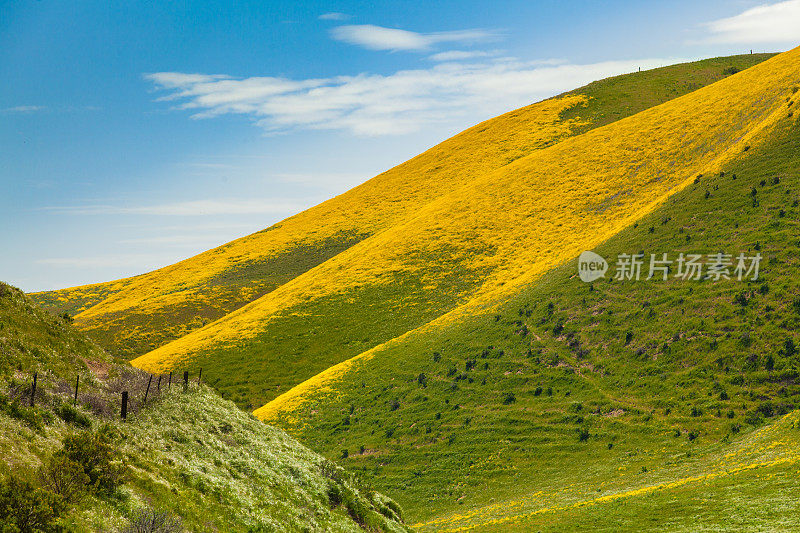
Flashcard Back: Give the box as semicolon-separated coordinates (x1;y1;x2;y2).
38;454;90;504
122;507;183;533
744;410;763;426
56;426;126;496
327;483;342;508
55;403;91;429
0;394;44;431
0;475;65;533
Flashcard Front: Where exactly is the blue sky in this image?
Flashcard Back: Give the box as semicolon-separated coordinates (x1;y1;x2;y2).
2;0;799;292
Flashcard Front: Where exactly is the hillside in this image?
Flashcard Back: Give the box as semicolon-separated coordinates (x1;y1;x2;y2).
253;84;800;529
0;281;409;532
32;54;775;361
126;49;799;412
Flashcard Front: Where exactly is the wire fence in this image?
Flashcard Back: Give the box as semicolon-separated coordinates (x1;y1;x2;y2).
18;367;203;420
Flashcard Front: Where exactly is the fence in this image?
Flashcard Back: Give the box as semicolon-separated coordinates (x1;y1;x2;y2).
25;368;203;421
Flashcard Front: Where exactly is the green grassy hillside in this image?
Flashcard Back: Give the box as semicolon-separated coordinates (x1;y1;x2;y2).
31;54;774;361
257;89;800;529
0;282;409;532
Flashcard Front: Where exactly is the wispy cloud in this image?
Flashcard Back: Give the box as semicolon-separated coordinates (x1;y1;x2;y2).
2;105;45;113
44;198;316;216
428;50;498;62
330;24;496;52
702;0;800;44
319;12;349;21
146;57;676;136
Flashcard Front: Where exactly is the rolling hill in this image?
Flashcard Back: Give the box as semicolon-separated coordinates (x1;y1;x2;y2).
0;281;410;532
127;48;798;412
32;54;774;362
252;62;800;528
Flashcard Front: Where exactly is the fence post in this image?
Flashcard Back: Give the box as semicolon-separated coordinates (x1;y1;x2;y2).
143;375;153;405
30;372;37;407
157;375;162;391
183;371;189;391
198;368;202;384
74;375;79;406
168;372;172;389
121;391;128;420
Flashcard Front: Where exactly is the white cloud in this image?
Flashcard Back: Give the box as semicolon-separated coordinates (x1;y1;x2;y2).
428;50;498;61
2;105;45;113
44;198;315;216
146;57;677;137
330;24;496;52
702;0;800;43
319;12;349;21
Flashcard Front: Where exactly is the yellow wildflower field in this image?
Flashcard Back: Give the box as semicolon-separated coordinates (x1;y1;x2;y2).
140;47;799;385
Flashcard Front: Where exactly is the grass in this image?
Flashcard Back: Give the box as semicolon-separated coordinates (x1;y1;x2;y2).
253;83;800;529
0;281;410;531
32;54;775;361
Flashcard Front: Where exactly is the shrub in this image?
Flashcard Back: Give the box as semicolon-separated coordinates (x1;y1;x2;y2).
56;426;126;495
0;393;44;431
122;508;184;533
744;410;763;425
756;402;775;418
733;292;749;307
578;428;590;442
55;403;92;429
722;66;741;76
327;484;343;508
502;392;516;405
38;455;90;504
0;475;65;533
783;339;796;357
